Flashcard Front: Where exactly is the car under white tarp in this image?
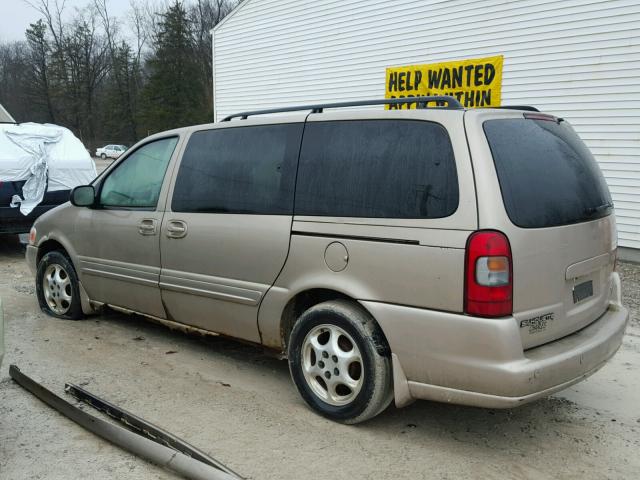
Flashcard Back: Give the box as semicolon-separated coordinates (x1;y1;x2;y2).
0;123;96;215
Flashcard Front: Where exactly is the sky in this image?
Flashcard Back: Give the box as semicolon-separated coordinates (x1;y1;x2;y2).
0;0;134;42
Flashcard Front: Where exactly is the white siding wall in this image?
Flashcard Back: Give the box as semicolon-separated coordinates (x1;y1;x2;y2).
213;0;640;249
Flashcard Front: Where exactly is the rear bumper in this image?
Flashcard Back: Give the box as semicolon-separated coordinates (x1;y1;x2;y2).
362;277;629;408
0;209;34;234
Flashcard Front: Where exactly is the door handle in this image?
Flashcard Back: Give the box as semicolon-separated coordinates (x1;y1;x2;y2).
166;220;187;239
138;219;157;236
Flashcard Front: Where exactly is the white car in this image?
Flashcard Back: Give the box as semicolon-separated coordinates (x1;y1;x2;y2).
95;144;126;159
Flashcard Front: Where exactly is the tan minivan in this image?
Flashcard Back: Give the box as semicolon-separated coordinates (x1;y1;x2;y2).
26;97;629;423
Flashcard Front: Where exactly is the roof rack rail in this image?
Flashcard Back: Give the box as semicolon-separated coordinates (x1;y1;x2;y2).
492;105;540;112
221;96;463;121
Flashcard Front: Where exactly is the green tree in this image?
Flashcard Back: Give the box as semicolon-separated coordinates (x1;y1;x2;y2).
24;20;56;122
95;0;140;145
97;42;139;145
139;1;209;135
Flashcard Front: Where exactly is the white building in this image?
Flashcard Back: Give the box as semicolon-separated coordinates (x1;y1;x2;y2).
212;0;640;259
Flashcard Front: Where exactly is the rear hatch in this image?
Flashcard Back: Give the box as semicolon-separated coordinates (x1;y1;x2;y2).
476;112;616;349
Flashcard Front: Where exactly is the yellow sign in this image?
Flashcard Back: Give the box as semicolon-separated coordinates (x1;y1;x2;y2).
385;55;503;109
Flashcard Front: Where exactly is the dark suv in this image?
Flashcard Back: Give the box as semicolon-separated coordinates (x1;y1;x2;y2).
0;181;69;234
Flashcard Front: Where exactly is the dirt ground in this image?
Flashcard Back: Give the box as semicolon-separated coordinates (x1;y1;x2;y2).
0;235;638;480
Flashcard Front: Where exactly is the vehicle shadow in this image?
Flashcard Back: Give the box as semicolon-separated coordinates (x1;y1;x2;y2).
97;305;590;454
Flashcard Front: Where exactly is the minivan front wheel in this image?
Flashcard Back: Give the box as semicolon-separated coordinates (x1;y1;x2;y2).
288;300;393;424
36;251;84;320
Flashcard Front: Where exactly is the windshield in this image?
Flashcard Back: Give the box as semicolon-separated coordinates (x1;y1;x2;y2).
483;117;613;228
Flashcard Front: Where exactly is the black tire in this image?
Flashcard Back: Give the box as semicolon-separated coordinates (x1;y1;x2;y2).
100;153;107;159
36;251;84;320
288;299;393;424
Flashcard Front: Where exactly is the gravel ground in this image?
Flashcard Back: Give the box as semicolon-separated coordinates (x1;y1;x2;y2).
0;235;638;480
618;261;640;330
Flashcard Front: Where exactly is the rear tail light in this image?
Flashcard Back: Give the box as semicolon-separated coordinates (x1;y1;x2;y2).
465;230;513;317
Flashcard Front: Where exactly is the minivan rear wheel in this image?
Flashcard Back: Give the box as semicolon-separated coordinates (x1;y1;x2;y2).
288;300;393;424
36;251;84;320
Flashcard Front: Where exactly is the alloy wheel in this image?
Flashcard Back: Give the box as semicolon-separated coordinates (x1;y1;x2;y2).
301;324;364;406
43;264;73;315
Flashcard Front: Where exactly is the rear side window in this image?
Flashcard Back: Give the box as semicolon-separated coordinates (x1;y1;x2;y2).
172;124;303;214
484;118;612;228
295;120;458;218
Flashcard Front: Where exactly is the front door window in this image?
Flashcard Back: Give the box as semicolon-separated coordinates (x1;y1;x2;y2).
100;137;178;209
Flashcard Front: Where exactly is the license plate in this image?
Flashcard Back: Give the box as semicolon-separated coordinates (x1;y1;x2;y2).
573;280;593;304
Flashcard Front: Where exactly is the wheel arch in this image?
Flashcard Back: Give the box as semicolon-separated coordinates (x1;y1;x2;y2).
36;233;82;277
279;288;391;357
35;235;96;315
37;238;70;263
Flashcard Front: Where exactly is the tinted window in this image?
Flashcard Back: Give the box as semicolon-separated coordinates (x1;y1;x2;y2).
100;137;177;208
483;118;612;228
295;120;458;218
172;124;303;214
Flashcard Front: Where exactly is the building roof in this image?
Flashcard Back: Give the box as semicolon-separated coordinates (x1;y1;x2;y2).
0;103;15;123
211;0;252;33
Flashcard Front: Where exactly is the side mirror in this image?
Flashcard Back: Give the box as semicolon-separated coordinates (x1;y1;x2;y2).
70;185;96;207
